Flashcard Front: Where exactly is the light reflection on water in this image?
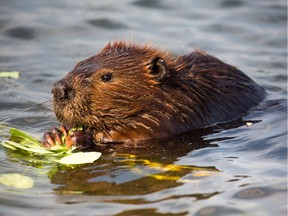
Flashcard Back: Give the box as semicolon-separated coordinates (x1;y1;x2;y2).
0;0;287;215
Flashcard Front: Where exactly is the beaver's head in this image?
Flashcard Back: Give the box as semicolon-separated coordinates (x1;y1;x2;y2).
52;41;180;143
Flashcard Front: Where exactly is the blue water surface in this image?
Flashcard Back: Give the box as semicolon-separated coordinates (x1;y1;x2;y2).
0;0;287;215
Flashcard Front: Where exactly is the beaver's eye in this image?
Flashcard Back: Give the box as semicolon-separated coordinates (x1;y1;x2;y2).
101;72;113;82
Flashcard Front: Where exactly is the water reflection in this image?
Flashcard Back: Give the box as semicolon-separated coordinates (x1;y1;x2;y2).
50;154;219;196
5;26;35;40
48;119;248;196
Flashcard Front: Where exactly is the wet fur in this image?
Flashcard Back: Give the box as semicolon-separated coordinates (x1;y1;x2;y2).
52;41;265;144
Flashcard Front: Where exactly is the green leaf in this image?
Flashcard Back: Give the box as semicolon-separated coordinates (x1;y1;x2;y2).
1;127;102;165
0;141;17;150
10;128;41;146
0;173;34;189
3;141;53;154
59;152;102;165
49;144;68;152
0;71;20;79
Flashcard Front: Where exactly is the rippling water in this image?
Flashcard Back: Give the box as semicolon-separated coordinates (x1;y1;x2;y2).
0;0;287;215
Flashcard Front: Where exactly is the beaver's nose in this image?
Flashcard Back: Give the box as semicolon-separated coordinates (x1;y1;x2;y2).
52;79;75;100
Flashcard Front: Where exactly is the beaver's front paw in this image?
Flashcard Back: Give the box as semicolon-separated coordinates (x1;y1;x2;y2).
42;125;94;150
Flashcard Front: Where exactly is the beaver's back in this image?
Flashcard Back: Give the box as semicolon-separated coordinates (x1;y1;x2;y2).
167;50;265;129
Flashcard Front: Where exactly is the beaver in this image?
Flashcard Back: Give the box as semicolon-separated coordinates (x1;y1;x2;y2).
42;41;265;149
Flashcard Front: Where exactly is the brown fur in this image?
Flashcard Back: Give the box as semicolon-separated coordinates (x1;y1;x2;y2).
52;41;265;144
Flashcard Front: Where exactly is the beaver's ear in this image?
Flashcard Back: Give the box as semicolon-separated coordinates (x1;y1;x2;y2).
148;57;167;81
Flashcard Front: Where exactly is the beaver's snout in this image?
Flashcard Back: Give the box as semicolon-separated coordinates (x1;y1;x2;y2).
52;79;75;101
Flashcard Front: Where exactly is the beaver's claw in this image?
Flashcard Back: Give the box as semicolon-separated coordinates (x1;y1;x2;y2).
42;125;94;150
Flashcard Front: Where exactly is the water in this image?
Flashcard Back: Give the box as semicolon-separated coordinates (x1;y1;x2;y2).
0;0;287;215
